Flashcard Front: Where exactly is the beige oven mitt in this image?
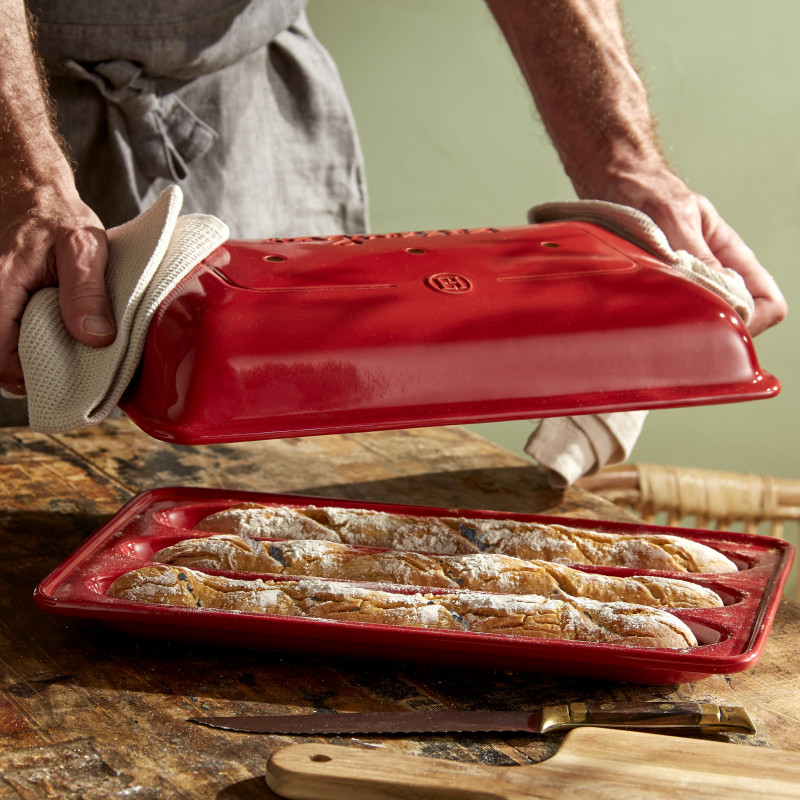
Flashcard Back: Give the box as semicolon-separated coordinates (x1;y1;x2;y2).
12;185;229;433
525;200;755;488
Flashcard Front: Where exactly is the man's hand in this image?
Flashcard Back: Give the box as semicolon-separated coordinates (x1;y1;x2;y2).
587;168;787;336
0;0;116;395
0;183;114;394
486;0;787;336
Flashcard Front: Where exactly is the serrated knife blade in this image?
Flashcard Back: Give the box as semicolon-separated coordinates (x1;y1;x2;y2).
188;701;754;735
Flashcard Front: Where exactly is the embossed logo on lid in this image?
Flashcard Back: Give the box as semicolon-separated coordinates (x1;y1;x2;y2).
425;273;473;294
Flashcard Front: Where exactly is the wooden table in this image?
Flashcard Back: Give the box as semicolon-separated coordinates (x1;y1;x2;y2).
0;419;797;799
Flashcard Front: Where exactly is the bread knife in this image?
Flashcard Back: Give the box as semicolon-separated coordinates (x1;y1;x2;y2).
188;701;754;735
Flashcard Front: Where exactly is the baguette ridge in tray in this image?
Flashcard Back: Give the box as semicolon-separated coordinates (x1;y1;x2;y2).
152;534;723;609
195;503;738;574
106;565;698;649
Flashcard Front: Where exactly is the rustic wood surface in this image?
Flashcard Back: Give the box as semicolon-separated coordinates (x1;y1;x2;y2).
0;418;797;799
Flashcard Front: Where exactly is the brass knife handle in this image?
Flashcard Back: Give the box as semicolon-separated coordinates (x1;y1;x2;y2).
539;702;756;735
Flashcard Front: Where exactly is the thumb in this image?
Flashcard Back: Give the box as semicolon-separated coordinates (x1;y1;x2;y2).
55;227;116;346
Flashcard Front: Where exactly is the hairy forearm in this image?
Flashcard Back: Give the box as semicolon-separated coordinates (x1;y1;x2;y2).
485;0;667;198
0;0;72;192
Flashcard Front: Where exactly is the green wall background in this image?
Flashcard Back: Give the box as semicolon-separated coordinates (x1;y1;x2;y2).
307;0;799;479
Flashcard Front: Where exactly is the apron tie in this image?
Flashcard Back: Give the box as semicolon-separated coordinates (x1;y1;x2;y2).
63;58;218;181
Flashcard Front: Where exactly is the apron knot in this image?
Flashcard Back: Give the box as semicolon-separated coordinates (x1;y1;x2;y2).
63;58;218;181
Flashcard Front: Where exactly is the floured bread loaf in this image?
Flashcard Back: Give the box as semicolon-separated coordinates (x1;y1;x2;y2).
195;503;737;573
153;534;723;609
107;565;698;649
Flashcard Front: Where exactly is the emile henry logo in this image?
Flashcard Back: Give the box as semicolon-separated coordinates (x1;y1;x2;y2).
425;273;473;293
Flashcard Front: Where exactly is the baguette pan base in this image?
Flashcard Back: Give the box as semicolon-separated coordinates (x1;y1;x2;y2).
33;488;794;684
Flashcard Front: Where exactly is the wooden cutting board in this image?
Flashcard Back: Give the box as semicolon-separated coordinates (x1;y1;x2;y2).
265;727;800;799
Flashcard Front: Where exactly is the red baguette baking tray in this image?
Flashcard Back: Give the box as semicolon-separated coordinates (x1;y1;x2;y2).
119;221;779;445
34;487;794;685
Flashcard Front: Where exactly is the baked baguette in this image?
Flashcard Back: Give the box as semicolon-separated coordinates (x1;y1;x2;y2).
195;503;737;574
153;534;723;609
107;565;698;649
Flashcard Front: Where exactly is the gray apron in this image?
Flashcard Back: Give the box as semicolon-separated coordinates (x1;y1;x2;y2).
28;0;369;238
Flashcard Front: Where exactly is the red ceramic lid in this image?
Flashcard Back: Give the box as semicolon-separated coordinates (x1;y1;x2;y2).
119;221;779;444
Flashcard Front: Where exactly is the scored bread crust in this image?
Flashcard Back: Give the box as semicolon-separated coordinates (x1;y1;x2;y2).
153;534;723;609
195;503;737;574
107;564;698;649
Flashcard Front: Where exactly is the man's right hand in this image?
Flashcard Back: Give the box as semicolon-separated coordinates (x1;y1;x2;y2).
0;1;116;396
486;0;787;337
0;182;115;395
